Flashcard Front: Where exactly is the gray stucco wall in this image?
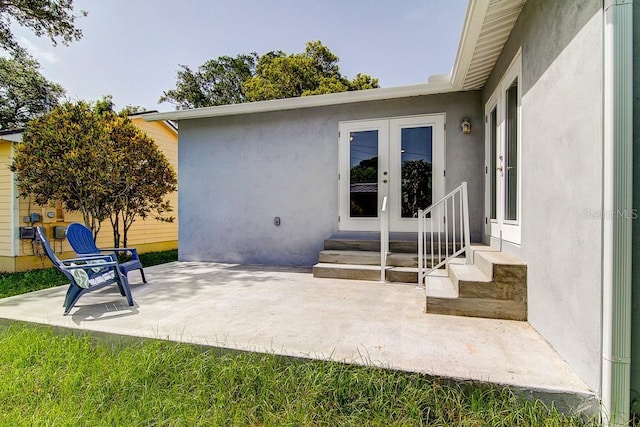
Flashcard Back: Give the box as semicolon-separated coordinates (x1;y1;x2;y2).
482;0;604;392
178;91;482;266
631;0;640;414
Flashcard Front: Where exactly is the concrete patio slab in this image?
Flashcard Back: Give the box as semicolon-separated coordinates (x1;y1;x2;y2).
0;262;596;412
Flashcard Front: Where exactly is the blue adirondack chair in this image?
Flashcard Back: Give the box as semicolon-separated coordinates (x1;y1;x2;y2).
65;222;147;283
36;227;134;315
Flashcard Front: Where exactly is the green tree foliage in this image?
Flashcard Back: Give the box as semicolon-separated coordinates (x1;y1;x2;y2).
350;157;378;184
103;112;176;248
244;41;378;101
0;52;64;129
401;159;432;218
159;54;256;109
12;101;112;237
0;0;86;55
11;99;177;247
160;41;379;108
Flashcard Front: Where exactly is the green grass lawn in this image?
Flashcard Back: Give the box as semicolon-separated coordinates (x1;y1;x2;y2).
0;249;601;425
0;324;597;426
0;249;178;299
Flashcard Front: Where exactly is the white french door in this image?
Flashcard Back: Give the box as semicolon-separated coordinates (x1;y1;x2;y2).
338;114;445;232
485;52;522;245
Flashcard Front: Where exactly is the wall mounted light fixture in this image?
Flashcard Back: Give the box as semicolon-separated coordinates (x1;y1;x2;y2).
461;119;471;134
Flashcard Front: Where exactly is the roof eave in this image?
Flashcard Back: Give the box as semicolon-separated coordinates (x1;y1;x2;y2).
0;130;24;142
450;0;491;90
143;81;455;122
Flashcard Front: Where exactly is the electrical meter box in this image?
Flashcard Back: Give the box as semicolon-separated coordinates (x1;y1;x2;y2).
19;226;35;240
53;226;67;240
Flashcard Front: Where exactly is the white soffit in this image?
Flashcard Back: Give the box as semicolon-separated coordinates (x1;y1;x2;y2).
452;0;526;90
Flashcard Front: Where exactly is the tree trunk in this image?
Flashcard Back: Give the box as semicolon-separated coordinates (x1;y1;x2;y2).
110;214;120;248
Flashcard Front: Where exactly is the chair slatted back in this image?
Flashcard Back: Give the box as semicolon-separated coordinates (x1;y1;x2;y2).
66;223;100;255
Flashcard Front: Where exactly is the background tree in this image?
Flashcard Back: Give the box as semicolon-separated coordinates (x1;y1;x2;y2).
0;0;85;55
350;157;378;184
159;54;256;109
160;41;379;108
11;98;177;247
401;160;433;218
244;41;378;100
0;51;65;129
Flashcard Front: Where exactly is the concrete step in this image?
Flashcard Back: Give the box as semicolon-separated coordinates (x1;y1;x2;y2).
318;250;380;266
323;239;457;254
471;247;527;283
319;250;423;268
323;239;381;252
426;296;527;321
424;245;528;321
387;253;419;267
424;272;458;298
386;267;417;283
313;263;422;284
313;263;382;281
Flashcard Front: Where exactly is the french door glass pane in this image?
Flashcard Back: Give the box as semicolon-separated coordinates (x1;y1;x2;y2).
400;126;432;218
349;130;378;217
505;79;518;221
490;107;497;220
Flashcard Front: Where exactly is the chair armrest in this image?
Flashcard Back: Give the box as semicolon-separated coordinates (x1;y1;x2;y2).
62;255;116;264
100;247;139;259
61;261;119;271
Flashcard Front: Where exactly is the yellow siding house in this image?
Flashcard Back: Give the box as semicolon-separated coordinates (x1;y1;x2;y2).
0;112;178;272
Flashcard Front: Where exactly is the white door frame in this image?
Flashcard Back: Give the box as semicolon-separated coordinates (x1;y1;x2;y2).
338;113;446;232
338;119;388;231
485;51;522;246
388;114;445;232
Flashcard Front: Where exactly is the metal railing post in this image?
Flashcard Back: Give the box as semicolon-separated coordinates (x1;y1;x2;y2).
462;182;472;265
418;209;424;287
416;182;471;277
380;196;388;283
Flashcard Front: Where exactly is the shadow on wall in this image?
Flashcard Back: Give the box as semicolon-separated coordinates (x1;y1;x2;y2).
486;0;602;99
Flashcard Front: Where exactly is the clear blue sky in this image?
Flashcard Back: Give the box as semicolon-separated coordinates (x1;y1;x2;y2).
14;0;468;112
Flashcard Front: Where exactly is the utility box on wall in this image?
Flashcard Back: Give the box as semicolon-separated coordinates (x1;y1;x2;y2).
53;226;67;240
19;226;35;240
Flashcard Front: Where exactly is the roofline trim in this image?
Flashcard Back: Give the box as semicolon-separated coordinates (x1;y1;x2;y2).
144;81;455;122
450;0;490;90
0;130;23;142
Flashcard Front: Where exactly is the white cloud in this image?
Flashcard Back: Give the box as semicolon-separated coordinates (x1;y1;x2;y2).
19;36;59;64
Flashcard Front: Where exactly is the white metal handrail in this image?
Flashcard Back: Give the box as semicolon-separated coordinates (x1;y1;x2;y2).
418;182;471;287
380;196;389;283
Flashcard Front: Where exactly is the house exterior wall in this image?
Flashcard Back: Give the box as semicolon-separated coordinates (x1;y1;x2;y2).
631;0;640;413
0;141;13;260
482;0;604;392
178;91;483;266
0;120;178;272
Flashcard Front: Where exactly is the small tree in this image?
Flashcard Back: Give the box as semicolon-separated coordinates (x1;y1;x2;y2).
11;99;177;247
103;113;177;248
12;101;112;238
